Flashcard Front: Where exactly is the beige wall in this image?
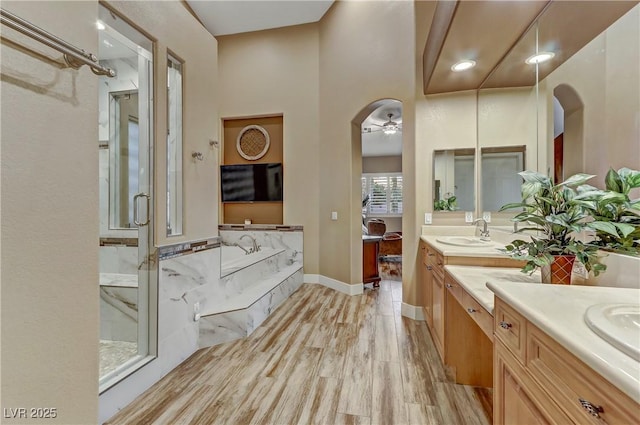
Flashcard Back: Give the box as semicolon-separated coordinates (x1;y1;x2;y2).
319;0;416;298
1;1;99;423
217;23;320;273
1;0;218;422
541;5;640;186
362;155;402;173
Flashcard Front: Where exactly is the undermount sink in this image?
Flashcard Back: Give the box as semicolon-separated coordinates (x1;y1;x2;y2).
436;236;493;247
584;303;640;361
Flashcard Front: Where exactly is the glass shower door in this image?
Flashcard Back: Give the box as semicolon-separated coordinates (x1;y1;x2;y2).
97;5;155;391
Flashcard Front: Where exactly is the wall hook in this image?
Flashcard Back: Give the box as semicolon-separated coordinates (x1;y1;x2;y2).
209;139;219;148
192;151;204;161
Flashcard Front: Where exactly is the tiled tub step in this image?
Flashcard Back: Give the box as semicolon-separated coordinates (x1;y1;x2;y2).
197;265;303;348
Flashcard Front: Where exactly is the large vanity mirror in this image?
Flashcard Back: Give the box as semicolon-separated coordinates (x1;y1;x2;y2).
481;146;525;212
433;148;475;212
477;2;639;214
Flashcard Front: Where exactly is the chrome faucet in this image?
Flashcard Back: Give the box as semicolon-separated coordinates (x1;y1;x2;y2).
239;234;260;254
473;218;490;241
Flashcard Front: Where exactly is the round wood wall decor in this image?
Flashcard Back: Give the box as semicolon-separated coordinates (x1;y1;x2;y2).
236;125;270;160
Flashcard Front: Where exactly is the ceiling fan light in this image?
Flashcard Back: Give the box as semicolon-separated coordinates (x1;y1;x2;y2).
525;51;555;65
451;60;476;72
383;124;398;135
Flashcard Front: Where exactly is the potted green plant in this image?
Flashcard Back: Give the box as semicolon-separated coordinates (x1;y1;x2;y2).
499;171;605;284
573;167;640;255
434;194;457;211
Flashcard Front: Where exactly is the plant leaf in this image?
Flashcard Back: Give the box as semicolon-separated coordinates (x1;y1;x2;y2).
605;168;623;192
613;222;636;238
587;221;619;237
560;173;595;187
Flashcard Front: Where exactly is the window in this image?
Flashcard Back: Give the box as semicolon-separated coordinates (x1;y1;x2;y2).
362;173;403;216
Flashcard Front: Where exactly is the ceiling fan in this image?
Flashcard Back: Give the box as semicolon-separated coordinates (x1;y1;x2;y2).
362;113;402;135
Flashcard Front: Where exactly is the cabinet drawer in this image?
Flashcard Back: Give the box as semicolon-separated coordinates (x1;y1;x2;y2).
527;325;640;425
462;290;493;340
494;297;526;362
444;274;463;304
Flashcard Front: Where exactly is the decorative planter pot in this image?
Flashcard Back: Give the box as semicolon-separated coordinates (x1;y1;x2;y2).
541;255;576;285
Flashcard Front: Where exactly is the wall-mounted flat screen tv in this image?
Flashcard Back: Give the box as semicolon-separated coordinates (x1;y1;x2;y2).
220;163;283;202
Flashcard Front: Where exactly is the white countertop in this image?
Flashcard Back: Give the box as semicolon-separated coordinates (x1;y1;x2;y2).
421;235;510;258
488;282;640;403
445;265;541;313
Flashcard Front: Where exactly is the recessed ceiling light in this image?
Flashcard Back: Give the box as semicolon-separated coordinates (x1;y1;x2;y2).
525;52;555;65
451;60;476;72
96;20;106;31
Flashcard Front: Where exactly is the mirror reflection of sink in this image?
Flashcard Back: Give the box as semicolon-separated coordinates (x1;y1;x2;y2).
584;303;640;361
435;236;493;247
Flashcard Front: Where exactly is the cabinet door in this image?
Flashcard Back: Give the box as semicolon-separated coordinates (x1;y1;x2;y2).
422;263;433;327
494;344;565;425
431;271;445;359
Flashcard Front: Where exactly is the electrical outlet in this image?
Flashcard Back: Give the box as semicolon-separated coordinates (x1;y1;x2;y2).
424;212;432;225
331;211;338;221
482;211;491;223
465;211;473;223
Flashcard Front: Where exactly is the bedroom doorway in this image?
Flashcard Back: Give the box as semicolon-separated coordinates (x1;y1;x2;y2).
359;99;403;285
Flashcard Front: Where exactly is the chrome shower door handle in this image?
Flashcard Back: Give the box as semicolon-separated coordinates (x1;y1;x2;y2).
133;193;150;226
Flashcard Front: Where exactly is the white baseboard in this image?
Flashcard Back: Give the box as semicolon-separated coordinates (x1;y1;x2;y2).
304;274;364;295
401;302;425;321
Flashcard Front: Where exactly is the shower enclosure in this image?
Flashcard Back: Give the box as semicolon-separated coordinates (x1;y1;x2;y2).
97;4;156;391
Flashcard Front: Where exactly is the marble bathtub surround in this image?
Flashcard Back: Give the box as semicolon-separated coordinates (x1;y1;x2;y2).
158;227;304;352
158;237;221;261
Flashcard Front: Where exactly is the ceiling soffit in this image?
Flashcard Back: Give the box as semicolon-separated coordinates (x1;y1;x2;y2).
423;1;638;94
424;0;549;95
482;1;638;89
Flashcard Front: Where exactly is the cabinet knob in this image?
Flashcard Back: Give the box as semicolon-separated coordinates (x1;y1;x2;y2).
426;265;433;271
578;398;603;418
499;321;512;329
467;308;477;313
428;253;435;257
446;283;453;289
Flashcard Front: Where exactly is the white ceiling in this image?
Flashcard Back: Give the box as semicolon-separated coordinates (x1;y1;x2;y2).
186;0;334;36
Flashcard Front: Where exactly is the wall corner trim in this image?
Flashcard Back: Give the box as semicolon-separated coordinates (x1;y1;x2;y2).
304;274;364;296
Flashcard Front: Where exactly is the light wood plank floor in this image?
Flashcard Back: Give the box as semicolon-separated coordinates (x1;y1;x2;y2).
105;281;492;425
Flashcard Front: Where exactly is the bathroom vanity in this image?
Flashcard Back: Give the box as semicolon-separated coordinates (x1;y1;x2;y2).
490;284;640;425
419;236;523;378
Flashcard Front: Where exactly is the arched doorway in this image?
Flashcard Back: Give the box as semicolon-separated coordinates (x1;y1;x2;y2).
553;84;584;182
352;99;403;290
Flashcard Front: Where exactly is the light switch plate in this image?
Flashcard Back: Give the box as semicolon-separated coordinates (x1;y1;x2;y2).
331;211;338;221
465;211;473;223
482;211;492;223
424;212;432;224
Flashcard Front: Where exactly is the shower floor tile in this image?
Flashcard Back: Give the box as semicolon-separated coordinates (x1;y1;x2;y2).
100;340;137;377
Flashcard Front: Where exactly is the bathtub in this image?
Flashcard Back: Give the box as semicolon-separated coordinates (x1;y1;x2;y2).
220;245;285;277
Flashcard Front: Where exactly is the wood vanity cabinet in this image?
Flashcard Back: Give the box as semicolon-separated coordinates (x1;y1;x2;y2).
420;239;523;370
421;241;444;354
494;297;640;425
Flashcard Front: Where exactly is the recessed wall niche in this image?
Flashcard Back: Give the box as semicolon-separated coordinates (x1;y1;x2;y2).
222;115;283;224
